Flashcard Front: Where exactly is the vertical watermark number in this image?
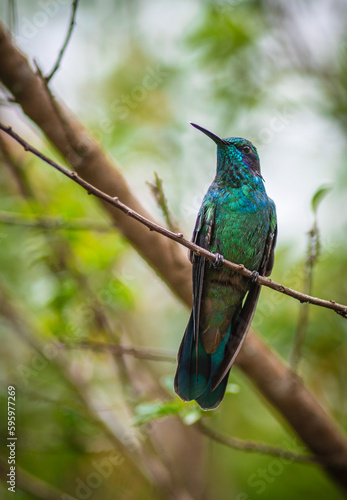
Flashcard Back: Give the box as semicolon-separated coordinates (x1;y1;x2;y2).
7;386;16;493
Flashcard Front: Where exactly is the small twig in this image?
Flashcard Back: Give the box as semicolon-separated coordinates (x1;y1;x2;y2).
46;0;79;83
1;122;347;318
0;210;114;232
196;421;318;464
290;186;330;371
58;340;176;363
290;227;319;370
147;172;179;232
7;0;18;37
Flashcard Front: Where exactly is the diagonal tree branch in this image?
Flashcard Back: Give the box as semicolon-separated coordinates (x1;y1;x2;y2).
1;121;347;319
1;22;347;492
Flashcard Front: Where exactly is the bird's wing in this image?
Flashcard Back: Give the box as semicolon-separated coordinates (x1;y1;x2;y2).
174;203;216;401
191;203;215;343
262;199;277;277
211;201;277;391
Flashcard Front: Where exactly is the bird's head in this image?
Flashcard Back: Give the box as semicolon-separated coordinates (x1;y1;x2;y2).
191;123;262;186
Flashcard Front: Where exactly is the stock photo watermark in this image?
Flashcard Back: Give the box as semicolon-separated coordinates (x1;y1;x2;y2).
13;0;71;46
59;423;151;499
6;386;17;493
60;450;125;500
236;437;307;499
64;64;168;169
257;105;296;150
89;64;169;143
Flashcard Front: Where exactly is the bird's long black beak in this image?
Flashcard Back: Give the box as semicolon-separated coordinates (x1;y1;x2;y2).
190;123;226;145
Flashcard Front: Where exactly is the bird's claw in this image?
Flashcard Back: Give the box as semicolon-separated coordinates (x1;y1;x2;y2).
249;270;259;284
213;253;225;268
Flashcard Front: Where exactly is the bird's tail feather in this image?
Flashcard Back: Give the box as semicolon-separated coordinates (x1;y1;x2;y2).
194;331;230;410
174;314;231;410
174;313;210;401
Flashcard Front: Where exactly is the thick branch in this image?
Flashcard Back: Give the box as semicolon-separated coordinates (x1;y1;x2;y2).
1;22;347;492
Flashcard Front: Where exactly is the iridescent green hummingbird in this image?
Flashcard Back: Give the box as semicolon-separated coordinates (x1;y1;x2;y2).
174;123;277;410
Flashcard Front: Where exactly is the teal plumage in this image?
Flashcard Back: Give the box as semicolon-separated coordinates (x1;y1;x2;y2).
174;123;277;410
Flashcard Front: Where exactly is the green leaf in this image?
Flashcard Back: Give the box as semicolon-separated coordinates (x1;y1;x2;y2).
133;398;204;426
311;185;332;215
226;383;240;394
182;409;202;425
133;401;182;425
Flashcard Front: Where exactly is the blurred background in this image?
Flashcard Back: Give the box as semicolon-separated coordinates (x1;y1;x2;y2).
0;0;347;498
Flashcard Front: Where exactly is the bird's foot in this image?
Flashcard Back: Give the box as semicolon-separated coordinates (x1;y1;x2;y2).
213;253;225;268
249;270;260;284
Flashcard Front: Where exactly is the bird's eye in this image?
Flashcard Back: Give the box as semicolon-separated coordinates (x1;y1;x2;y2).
242;145;251;154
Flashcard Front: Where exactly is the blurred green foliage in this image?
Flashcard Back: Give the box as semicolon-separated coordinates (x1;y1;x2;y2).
1;0;347;499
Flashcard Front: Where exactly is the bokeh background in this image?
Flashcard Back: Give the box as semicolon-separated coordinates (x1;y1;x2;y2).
1;0;347;499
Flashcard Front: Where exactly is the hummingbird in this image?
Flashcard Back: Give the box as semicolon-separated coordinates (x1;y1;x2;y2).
174;123;277;410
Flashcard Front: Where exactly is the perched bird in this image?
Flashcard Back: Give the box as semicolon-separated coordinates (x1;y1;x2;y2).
174;123;277;410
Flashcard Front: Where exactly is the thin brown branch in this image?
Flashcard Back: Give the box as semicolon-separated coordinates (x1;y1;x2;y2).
59;339;176;363
46;0;79;83
1;122;346;319
196;421;317;464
